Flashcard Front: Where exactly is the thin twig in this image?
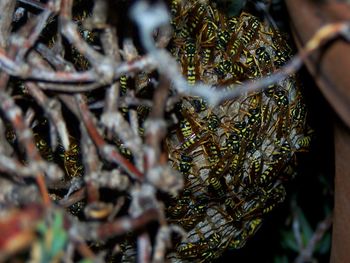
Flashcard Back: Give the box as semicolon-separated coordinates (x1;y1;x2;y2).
294;213;333;263
76;94;144;180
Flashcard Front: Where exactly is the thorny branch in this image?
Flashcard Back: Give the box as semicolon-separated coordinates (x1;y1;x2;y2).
0;0;339;261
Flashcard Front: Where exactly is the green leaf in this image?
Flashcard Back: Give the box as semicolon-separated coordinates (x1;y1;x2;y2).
50;212;67;256
316;232;331;254
297;208;313;246
51;230;67;256
281;230;299;252
274;255;289;263
37;220;47;235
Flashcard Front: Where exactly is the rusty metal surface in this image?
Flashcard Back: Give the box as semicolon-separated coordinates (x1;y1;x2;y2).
285;1;350;262
285;0;350;127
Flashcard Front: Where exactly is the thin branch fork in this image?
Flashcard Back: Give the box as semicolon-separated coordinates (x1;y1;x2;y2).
76;94;144;180
0;91;54;205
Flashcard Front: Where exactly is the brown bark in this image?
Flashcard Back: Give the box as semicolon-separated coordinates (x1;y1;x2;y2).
286;0;350;128
285;0;350;262
333;121;350;263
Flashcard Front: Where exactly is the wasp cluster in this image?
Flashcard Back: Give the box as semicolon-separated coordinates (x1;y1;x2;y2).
6;121;83;181
164;0;309;261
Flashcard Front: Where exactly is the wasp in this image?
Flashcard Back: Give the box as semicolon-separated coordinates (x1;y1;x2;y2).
216;60;246;80
273;50;289;67
188;195;208;215
185;3;211;35
254;46;273;74
204;140;221;166
233;120;250;139
176;196;209;230
296;134;312;149
170;0;181;17
201;47;213;66
207;176;227;198
230;153;244;175
241;16;260;46
177;233;221;260
180;131;210;153
227;38;243;62
291;100;306;122
176;24;191;39
198;20;217;65
259;151;288;186
217;30;231;51
225;132;240;154
246;218;262;235
247;157;263;186
264;84;276;97
175;209;207;230
280;141;291;154
207;113;220;131
182;39;199;85
224;192;243;217
179;154;193;174
231;62;246;79
259;165;274;186
191;98;207;112
117;143;133;160
177;118;208;152
62;141;84;178
34;133;53;161
271;140;291;160
180;133;198;151
228;16;239;33
274;89;289;107
119;75;128;96
184;39;196;63
246;107;261;125
206;4;221;24
200;233;222;261
229;231;247;249
180;119;193;139
167;195;191;218
199;19;217;45
215;60;233;76
271;30;292;57
260;185;286;214
177;110;209;152
244;49;256;67
256;46;271;65
211;155;232;178
177;242;202;259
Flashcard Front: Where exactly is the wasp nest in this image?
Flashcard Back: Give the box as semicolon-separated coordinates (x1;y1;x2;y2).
163;1;309;262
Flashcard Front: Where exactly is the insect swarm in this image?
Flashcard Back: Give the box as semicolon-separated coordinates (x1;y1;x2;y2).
0;0;313;262
164;0;310;262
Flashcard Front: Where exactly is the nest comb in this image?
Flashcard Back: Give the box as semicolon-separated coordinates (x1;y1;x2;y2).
163;0;310;262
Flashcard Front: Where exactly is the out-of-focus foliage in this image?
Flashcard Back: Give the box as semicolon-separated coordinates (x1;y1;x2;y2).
33;211;68;262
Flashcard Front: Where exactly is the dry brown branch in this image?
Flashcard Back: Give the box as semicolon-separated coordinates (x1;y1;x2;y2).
294;213;333;263
0;0;16;49
26;82;70;150
76;94;144;180
84;209;159;240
